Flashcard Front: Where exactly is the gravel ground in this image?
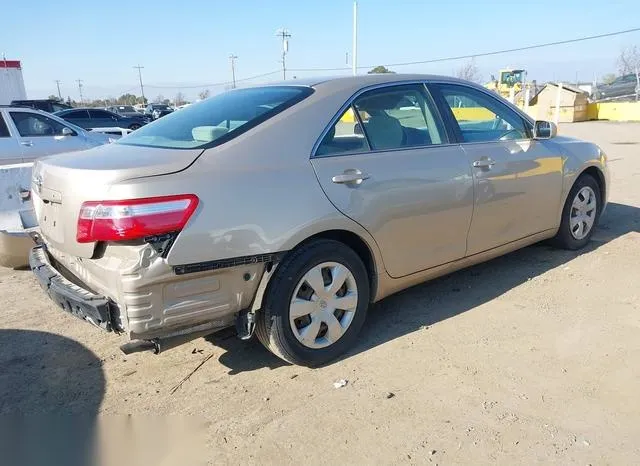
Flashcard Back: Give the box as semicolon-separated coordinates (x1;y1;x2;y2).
1;121;639;465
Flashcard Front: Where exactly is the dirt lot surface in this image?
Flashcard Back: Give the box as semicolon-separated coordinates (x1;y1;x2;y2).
1;122;639;464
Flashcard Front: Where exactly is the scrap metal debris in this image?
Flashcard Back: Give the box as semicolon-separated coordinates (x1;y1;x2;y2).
170;353;215;395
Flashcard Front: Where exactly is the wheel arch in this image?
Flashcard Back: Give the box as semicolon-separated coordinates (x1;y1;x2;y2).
580;165;606;206
255;229;380;313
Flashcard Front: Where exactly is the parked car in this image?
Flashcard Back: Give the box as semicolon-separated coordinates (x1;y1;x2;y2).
145;103;173;119
10;99;73;113
29;75;609;366
0;106;112;164
107;105;145;118
0;106;111;268
592;73;640;101
54;108;149;130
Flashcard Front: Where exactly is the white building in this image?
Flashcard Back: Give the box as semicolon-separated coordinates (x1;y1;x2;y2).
0;60;27;105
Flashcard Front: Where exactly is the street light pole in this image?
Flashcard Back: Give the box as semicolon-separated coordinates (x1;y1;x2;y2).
134;65;145;103
352;0;358;76
229;55;238;88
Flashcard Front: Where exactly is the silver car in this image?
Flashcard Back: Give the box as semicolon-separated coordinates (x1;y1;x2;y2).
29;75;609;366
0;106;112;164
0;106;112;268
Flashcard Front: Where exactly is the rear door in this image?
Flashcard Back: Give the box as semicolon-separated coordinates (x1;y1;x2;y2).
88;109;117;128
311;83;474;278
61;109;91;129
0;111;23;164
8;111;87;161
430;82;563;255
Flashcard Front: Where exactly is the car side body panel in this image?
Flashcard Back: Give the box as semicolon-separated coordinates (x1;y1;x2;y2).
28;74;610;344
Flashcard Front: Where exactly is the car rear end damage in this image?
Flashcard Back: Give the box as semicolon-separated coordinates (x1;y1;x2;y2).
29;139;275;347
30;238;268;343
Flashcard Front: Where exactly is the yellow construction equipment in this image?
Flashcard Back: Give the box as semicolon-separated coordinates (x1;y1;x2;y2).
486;68;527;100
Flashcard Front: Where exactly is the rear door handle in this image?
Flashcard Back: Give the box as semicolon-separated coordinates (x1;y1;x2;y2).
473;158;495;169
332;170;370;184
20;141;34;147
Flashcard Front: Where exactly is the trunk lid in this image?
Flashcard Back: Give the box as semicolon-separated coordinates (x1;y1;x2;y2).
33;143;203;258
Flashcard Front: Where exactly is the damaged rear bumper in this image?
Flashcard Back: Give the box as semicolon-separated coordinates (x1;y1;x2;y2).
29;245;118;331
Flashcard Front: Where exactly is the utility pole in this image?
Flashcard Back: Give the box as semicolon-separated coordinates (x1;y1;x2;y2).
352;0;358;76
276;28;291;80
229;55;238;88
76;79;84;104
54;80;62;100
133;65;145;103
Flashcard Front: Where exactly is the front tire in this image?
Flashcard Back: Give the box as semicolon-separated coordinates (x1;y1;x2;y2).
256;239;370;366
551;174;601;250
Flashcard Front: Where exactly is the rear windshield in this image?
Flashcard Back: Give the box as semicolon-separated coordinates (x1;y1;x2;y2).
118;86;312;149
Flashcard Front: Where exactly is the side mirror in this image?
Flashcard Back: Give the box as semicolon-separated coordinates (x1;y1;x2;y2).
61;127;74;136
533;120;557;140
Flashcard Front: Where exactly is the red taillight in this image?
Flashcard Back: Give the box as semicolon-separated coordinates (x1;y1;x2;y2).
76;194;199;243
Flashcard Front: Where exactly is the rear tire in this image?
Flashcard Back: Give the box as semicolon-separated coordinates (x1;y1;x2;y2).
128;123;141;130
256;239;370;366
551;174;601;250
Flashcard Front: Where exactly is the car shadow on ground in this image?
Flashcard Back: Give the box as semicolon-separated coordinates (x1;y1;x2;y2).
208;202;639;372
0;329;105;465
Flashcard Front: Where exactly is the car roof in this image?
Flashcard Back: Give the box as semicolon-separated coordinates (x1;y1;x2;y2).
248;73;483;95
0;105;50;112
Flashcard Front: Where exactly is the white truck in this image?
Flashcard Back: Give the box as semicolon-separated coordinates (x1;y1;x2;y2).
0;60;27;105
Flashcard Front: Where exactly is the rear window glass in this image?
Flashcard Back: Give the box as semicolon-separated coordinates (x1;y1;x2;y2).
118;86;312;149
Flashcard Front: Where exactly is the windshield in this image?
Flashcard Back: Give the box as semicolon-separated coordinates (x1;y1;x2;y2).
118;86;312;149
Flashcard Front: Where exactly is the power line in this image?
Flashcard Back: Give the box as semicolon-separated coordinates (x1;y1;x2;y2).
289;26;640;72
143;70;281;89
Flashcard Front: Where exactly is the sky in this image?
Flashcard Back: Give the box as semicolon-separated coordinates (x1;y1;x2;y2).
2;0;639;101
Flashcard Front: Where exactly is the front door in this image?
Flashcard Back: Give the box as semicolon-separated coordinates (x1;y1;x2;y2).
311;84;474;278
431;83;564;255
8;111;88;162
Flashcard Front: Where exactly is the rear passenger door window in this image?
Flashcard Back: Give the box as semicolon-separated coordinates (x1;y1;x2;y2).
434;84;529;142
355;85;443;150
315;84;444;156
315;106;369;156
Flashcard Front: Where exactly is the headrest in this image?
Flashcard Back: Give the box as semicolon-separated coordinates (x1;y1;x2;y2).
192;126;229;143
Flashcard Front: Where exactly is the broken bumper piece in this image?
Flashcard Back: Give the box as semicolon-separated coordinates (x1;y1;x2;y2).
29;245;117;331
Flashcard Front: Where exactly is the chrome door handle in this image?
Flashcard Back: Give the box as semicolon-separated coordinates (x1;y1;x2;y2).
332;171;370;184
473;158;495;169
20;141;34;147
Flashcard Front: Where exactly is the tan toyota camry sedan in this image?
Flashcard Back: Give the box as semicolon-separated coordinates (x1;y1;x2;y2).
29;74;609;366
